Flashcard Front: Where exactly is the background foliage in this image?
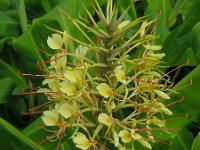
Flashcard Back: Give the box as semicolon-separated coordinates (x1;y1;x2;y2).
0;0;200;149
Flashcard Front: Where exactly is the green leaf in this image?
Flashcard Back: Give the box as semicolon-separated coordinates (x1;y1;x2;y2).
163;0;200;66
0;117;44;150
0;78;14;104
175;47;198;66
192;132;200;150
0;11;20;37
168;0;190;21
0;59;27;88
0;0;13;11
145;0;174;44
116;0;137;20
191;22;200;63
15;0;28;32
152;128;193;150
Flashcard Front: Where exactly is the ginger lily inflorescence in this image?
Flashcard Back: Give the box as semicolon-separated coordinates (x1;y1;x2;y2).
33;0;175;149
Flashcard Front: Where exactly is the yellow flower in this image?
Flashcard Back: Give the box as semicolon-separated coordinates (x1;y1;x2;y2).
117;20;130;31
144;44;162;51
64;70;82;84
47;33;63;49
154;90;170;99
158;102;173;115
56;102;75;119
114;66;126;84
42;78;59;92
96;83;113;98
138;140;152;149
118;130;132;143
49;53;66;70
132;119;137;127
73;132;90;150
147;116;165;128
131;130;142;140
42;110;59;126
75;45;88;57
59;81;77;96
98;113;112;126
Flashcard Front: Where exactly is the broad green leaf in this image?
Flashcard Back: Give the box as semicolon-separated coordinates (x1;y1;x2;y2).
163;0;200;66
145;0;174;44
0;117;44;150
191;132;200;150
0;78;14;104
175;48;198;66
152;128;193;150
117;0;137;20
0;11;20;37
191;22;200;63
0;59;27;88
16;0;28;32
168;0;190;21
0;0;13;11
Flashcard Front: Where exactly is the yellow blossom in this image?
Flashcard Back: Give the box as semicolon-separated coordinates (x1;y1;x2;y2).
131;130;142;140
147;116;166;128
56;102;75;119
98;113;112;126
73;132;90;150
118;130;132;143
59;80;77;96
47;33;63;49
158;103;173;115
138;140;152;149
49;53;66;70
114;66;126;84
64;70;82;84
144;44;162;51
42;110;59;126
42;78;59;92
96;83;113;98
117;20;130;31
75;45;88;57
154;90;170;99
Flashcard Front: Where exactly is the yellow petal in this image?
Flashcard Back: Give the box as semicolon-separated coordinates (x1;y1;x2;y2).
57;103;75;119
42;78;59;91
115;67;126;84
132;119;137;127
118;130;131;143
96;83;113;98
158;103;173;115
64;70;82;83
112;129;119;147
47;34;63;49
49;53;66;70
144;44;162;51
98;113;112;126
75;45;88;57
154;90;170;99
73;132;90;150
59;81;77;96
131;130;142;140
138;140;152;149
148;116;166;128
42;110;59;126
118;20;130;30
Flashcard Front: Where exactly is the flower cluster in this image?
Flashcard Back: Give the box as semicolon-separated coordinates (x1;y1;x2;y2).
35;0;175;149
